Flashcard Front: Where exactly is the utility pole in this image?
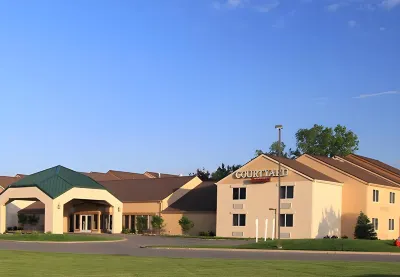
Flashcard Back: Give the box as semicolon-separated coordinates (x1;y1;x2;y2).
275;124;283;247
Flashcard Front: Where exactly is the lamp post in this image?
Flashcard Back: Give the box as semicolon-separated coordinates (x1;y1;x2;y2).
275;124;283;245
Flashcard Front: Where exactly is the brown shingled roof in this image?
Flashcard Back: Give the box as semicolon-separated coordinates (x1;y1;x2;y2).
0;176;19;189
346;154;400;177
17;201;45;214
310;155;399;188
265;155;340;183
107;170;149;180
144;171;179;178
163;181;216;213
83;172;120;181
100;176;196;202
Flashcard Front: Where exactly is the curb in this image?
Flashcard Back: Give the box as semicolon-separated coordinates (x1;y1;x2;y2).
148;247;400;256
0;238;127;244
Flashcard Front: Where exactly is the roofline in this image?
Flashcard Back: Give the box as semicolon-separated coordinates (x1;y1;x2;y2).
313;179;343;187
162;210;216;214
261;154;315;181
367;183;400;190
0;184;55;199
335;156;400;186
349;154;400;176
302;154;369;185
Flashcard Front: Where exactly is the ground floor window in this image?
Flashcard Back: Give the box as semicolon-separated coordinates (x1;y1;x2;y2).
372;218;378;230
233;214;246;226
94;214;98;229
389;219;394;231
280;214;293;227
75;214;80;229
123;215;129;229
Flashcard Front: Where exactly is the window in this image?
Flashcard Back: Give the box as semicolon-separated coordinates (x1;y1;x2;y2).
124;215;129;229
372;218;378;231
389;219;395;231
390;192;395;204
94;214;98;229
75;214;80;229
233;214;246;226
233;188;246;200
280;186;294;199
373;189;379;202
280;214;294;227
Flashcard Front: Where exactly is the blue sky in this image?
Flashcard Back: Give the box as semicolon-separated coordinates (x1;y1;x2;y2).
0;0;399;176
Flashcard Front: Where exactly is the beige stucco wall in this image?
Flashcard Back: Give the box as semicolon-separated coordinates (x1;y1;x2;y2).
54;187;123;234
161;177;202;210
123;202;160;214
311;181;342;238
297;155;368;238
0;187;54;233
162;212;216;236
217;155;317;239
366;184;400;240
6;200;35;227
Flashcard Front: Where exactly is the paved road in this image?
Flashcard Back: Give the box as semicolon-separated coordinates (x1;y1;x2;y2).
0;235;399;262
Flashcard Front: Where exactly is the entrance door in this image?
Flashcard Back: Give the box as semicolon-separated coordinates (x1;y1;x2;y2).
80;215;92;233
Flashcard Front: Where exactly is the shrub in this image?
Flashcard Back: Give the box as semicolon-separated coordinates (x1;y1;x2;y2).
354;211;377;240
17;227;23;231
323;235;330;239
45;231;52;234
13;226;17;231
341;235;348;239
17;214;28;228
122;228;130;234
208;231;216;237
6;227;12;231
136;216;148;234
199;231;208;236
331;235;338;239
151;215;165;235
178;216;194;235
130;228;136;234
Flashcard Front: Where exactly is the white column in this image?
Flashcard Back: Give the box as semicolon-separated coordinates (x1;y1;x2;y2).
255;218;259;243
0;204;6;234
271;218;275;241
264;218;268;241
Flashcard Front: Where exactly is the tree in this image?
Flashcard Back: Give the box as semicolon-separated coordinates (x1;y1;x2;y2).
255;141;288;158
211;163;242;181
18;214;28;229
136;216;148;234
189;168;211;181
354;211;377;240
151;215;165;235
27;215;39;230
293;124;359;158
178;216;194;235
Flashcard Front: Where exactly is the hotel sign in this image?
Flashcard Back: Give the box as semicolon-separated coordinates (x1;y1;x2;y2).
235;169;289;179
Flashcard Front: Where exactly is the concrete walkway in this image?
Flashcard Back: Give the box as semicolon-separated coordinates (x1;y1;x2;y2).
0;235;399;262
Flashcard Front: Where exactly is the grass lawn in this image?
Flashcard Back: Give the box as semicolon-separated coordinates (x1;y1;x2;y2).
153;239;400;253
0;234;122;242
0;250;399;277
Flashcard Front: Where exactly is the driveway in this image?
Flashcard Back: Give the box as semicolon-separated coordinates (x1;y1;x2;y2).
1;235;400;262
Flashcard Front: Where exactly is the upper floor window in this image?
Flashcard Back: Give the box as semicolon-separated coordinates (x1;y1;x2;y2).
233;214;246;226
389;219;395;231
279;214;294;227
372;218;379;231
373;189;379;202
390;192;395;204
280;186;294;199
233;187;246;200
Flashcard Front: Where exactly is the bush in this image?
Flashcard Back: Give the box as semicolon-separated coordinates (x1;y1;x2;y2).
130;228;136;234
178;216;194;235
323;235;330;239
341;235;349;239
17;227;23;231
354;211;377;240
208;231;216;237
136;216;148;234
6;227;12;231
151;215;165;235
122;228;130;234
45;231;52;234
199;231;208;236
13;226;18;231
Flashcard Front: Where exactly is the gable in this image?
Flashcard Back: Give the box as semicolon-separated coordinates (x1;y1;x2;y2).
217;155;310;185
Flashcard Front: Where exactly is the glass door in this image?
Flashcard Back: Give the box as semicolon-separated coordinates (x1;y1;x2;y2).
80;215;92;233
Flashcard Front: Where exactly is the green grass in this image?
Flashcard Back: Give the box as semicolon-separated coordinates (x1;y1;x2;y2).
0;250;398;277
152;239;400;253
0;234;122;242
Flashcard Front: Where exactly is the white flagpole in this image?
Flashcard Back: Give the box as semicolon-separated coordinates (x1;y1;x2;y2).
264;218;268;241
255;218;259;243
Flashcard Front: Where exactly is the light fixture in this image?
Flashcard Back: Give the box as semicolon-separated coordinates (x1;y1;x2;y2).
118;207;120;212
57;203;61;209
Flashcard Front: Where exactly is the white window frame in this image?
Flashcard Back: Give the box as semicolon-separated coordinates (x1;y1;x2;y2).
233;187;246;200
389;219;395;231
372;218;379;231
390;192;395;204
232;214;246;227
280;214;294;227
280;185;294;199
373;189;379;202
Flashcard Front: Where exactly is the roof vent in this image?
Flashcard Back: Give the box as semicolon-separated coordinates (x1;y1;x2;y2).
158;172;161;178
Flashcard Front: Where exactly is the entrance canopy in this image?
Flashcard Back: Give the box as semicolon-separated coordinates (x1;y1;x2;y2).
0;165;122;234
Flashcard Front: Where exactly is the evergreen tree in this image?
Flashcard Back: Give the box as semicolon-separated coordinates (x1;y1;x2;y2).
354;211;377;240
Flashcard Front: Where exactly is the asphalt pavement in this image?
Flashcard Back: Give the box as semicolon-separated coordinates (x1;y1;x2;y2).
0;235;399;262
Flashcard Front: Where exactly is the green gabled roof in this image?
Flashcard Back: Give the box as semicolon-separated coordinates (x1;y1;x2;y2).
7;165;107;199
